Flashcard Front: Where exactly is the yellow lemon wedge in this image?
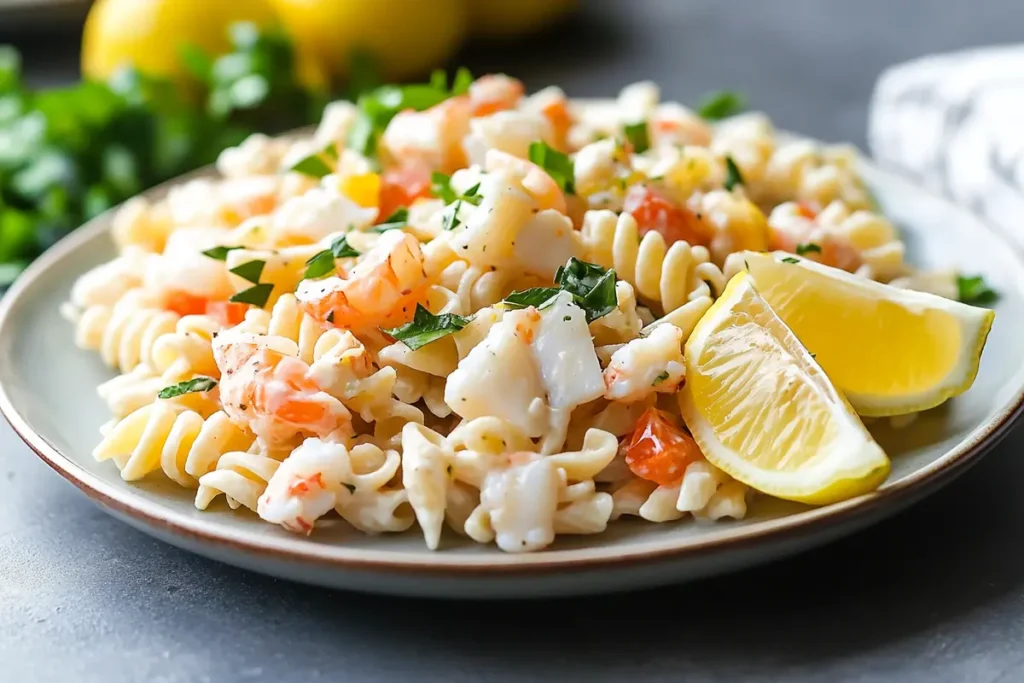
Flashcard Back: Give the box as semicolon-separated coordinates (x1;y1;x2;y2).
679;272;890;505
742;251;994;417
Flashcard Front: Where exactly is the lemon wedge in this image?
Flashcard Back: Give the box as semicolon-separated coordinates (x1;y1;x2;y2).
679;272;890;505
742;251;994;416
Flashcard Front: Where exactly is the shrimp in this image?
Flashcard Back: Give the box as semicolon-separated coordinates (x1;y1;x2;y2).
469;74;525;117
213;332;352;447
257;437;352;534
648;103;713;149
767;201;862;272
295;230;430;332
485;149;567;215
380;96;471;173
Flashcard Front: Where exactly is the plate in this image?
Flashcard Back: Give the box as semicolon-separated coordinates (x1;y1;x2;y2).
2;160;1023;599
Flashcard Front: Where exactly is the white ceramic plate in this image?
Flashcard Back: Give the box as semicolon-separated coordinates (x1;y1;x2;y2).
2;160;1023;599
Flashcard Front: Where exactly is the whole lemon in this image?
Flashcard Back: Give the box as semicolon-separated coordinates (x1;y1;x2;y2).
82;0;279;83
268;0;468;82
470;0;578;38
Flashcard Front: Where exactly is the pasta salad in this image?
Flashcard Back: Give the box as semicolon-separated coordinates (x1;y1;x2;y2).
64;72;994;553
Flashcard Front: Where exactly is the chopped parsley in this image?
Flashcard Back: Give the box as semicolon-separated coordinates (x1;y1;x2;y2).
563;315;572;322
442;200;463;231
326;311;335;323
201;245;244;261
652;371;670;386
795;243;822;256
462;182;482;204
229;283;274;308
724;155;744;191
501;287;562;310
697;90;748;121
781;256;800;264
383;304;470;351
303;235;360;279
158;376;218;399
229;260;265;284
372;206;409;232
554;258;617;323
957;275;998;306
623;120;650;154
528;140;575;194
288;142;339;178
432;172;482;207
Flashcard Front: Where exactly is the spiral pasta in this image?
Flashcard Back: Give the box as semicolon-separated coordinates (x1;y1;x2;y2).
195;450;282;512
74;289;180;373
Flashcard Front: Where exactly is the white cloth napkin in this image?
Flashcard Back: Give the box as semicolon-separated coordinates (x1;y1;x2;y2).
868;45;1024;251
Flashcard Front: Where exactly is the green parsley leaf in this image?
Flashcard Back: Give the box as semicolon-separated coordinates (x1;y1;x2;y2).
528;140;575;194
383;304;470;351
372;206;409;232
442;200;463;231
230;283;274;308
781;256;800;264
623;120;650;154
554;258;617;323
796;243;822;256
431;171;457;204
158;376;218;399
501;287;561;310
724;155;744;191
303;235;361;279
451;67;473;96
288;142;339;178
652;371;670;386
201;245;243;261
229;259;265;284
327;311;335;324
329;234;360;259
461;182;482;205
429;69;448;91
697;90;748;120
957;275;998;306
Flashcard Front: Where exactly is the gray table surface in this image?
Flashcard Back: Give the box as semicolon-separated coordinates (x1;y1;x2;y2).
3;1;1024;681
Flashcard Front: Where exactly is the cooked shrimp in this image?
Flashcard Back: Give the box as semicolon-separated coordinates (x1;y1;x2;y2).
485;149;567;215
469;74;525;116
257;437;352;534
295;230;430;332
213;332;352;447
767;201;862;272
648;103;713;149
380;96;472;173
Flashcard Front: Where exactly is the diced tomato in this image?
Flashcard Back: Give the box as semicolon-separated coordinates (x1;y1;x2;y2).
625;408;704;487
623;184;713;247
205;300;249;327
378;161;433;221
165;291;209;318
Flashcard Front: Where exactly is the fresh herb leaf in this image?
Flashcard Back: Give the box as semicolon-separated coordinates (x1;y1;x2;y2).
554;258;617;323
724;155;744;191
229;283;274;308
326;311;335;323
288;142;339;178
652;371;670;386
623;120;650;154
563;315;572;321
451;67;473;96
781;256;800;264
429;69;448;91
329;234;360;259
796;243;822;255
373;206;409;232
202;245;244;261
431;171;457;204
501;287;561;310
957;275;998;306
461;182;482;205
442;200;463;231
158;376;218;399
303;250;336;279
528;140;575;194
229;259;265;284
697;90;748;120
383;304;470;351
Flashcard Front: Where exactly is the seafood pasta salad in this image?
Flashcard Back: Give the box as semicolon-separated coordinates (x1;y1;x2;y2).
64;73;994;552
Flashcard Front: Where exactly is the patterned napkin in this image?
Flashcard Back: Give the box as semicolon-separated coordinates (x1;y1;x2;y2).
868;45;1024;251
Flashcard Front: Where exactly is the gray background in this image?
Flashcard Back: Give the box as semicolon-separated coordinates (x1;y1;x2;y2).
4;1;1024;681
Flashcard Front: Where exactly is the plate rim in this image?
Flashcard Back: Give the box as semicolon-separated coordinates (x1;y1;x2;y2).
2;156;1024;577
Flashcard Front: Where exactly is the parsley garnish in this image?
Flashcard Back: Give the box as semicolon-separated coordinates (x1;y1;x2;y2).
442;200;463;231
554;258;617;323
652;371;670;386
796;243;822;256
383;304;470;351
697;90;748;120
563;315;572;321
288;142;339;178
158;376;218;399
431;171;458;204
451;67;473;96
501;287;562;310
304;235;360;279
724;155;744;191
462;182;482;205
623;121;650;154
372;207;408;232
326;311;335;323
781;257;800;264
229;260;265;284
230;283;274;308
957;275;998;306
528;140;575;194
201;245;243;261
